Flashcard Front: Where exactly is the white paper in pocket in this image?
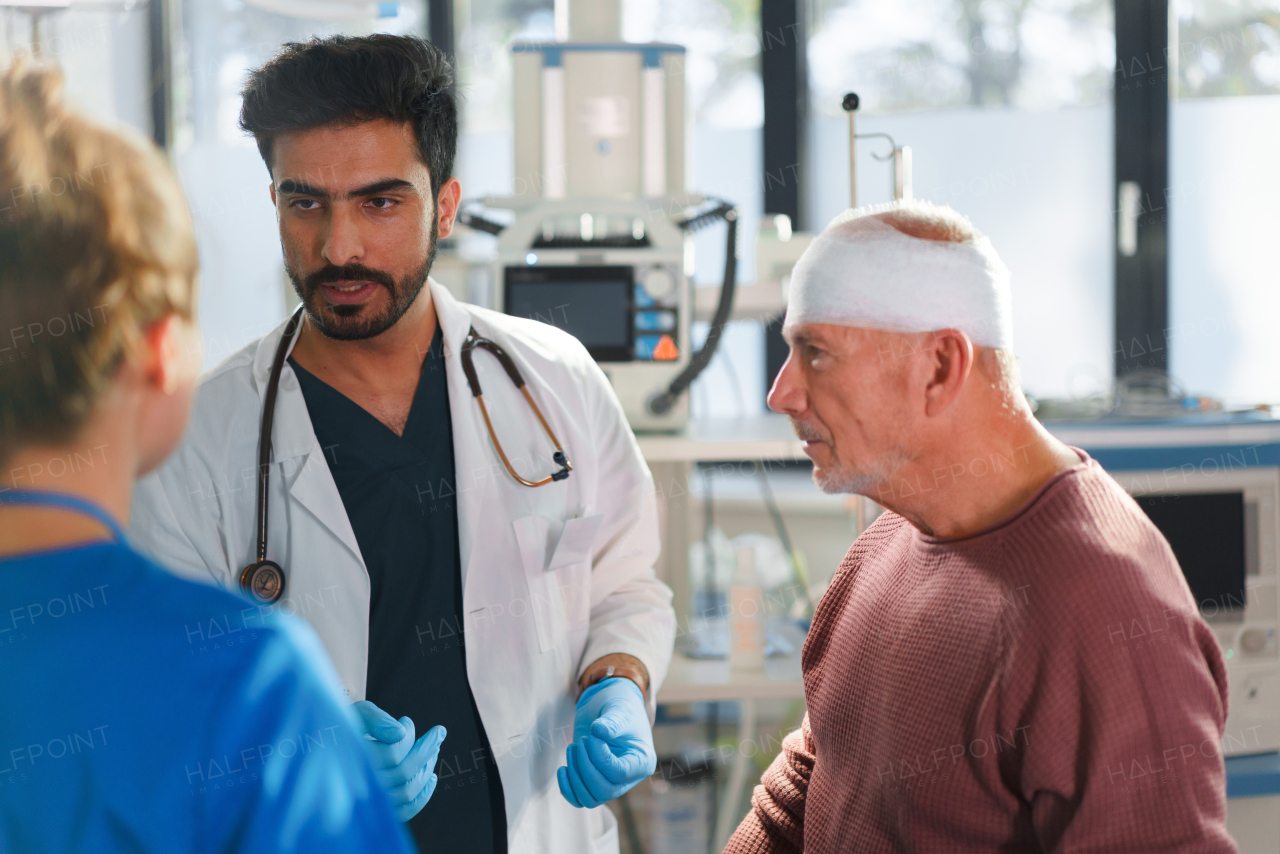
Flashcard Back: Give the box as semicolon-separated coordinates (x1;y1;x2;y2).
548;514;604;570
513;514;568;652
513;514;560;576
512;514;602;652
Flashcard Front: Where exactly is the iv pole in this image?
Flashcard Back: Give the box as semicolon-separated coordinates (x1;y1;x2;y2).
842;91;912;207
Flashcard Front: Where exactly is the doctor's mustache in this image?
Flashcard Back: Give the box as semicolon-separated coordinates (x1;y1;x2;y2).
301;263;399;293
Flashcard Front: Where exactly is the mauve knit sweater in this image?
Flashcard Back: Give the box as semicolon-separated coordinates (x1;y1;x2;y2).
725;452;1234;853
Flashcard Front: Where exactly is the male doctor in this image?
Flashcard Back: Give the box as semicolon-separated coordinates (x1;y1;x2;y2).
131;34;675;854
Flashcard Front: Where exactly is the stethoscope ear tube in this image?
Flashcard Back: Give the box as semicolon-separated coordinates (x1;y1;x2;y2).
243;306;304;605
461;326;573;488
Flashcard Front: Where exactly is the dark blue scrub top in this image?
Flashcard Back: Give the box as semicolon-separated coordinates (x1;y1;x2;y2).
290;325;506;854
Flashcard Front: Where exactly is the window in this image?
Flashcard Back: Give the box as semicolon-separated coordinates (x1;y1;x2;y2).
806;0;1116;402
1169;0;1280;408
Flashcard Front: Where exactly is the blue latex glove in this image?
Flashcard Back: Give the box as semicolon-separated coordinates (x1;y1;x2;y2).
557;677;656;808
352;700;447;822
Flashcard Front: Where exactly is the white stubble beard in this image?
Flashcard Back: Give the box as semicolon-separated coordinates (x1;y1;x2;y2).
793;418;914;497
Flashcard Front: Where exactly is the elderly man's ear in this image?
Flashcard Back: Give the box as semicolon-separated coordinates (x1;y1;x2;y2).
922;329;973;418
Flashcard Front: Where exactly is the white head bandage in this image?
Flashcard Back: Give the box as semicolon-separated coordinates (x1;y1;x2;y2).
783;201;1013;349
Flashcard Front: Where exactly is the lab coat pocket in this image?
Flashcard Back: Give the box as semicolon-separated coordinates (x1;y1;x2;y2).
590;802;620;854
552;514;602;640
513;514;602;653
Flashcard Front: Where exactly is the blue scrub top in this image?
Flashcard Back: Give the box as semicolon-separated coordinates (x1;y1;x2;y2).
0;539;415;854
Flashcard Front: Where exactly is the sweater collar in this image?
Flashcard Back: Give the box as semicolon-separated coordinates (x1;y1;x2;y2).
912;447;1092;547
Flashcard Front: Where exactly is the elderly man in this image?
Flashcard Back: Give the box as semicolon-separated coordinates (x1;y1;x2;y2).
726;201;1233;852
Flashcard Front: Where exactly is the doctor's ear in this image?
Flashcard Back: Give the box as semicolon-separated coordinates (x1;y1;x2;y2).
269;181;277;207
435;176;461;240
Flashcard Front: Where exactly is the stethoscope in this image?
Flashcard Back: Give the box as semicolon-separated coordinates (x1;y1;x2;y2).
240;306;574;605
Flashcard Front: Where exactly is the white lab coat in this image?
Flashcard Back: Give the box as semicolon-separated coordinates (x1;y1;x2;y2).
131;279;676;854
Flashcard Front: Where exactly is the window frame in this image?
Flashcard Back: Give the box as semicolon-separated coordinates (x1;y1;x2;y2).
1113;0;1171;379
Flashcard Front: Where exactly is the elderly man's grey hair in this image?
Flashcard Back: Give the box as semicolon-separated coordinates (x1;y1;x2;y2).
855;200;1023;409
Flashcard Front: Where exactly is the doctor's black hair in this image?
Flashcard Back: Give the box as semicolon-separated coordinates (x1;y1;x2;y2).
239;34;456;197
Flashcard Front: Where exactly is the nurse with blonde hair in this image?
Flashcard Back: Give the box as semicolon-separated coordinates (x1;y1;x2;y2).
0;59;420;852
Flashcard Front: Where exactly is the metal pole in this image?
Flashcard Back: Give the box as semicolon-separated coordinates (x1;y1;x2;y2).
841;92;859;208
712;697;757;852
900;145;913;200
892;146;914;201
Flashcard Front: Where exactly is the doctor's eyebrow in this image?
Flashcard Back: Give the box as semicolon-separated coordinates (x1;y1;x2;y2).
276;177;417;199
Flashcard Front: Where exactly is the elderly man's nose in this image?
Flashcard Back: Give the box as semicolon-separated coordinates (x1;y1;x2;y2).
768;353;805;415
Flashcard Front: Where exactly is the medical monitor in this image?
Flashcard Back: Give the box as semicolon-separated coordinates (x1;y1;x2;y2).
504;265;634;363
1136;491;1247;614
493;200;691;432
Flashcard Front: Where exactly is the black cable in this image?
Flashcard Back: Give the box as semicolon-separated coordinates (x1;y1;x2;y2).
701;469;717;608
457;208;506;236
648;202;738;415
678;201;736;233
752;468;793;581
756;464;808;603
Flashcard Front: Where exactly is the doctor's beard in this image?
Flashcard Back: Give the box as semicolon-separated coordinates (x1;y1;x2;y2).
286;217;438;342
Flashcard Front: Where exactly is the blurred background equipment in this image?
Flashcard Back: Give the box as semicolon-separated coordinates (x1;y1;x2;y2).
462;0;741;431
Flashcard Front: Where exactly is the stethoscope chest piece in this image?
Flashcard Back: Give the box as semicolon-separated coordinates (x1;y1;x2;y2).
242;306;304;605
240;559;286;605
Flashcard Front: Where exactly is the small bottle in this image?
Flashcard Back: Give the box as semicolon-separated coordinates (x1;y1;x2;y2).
729;547;765;672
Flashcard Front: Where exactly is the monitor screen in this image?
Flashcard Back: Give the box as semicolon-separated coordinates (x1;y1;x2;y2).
1136;491;1246;615
504;266;633;362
